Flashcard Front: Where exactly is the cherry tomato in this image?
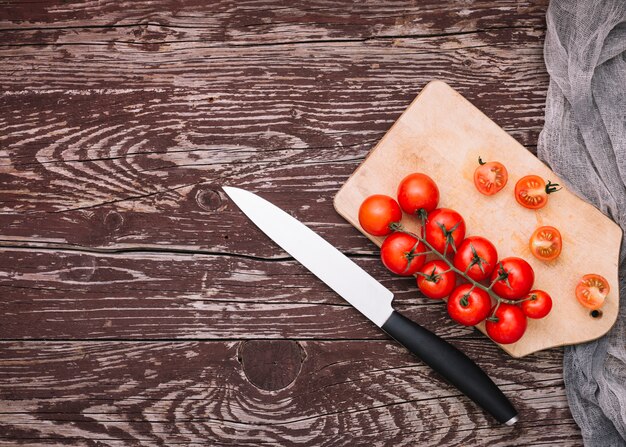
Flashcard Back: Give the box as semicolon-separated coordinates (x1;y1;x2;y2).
358;195;402;236
485;303;527;344
490;257;535;300
514;175;561;210
446;284;492;326
380;232;426;276
575;274;609;310
521;290;552;319
529;226;562;261
397;173;439;215
474;157;508;196
453;236;498;281
424;208;466;255
416;260;457;300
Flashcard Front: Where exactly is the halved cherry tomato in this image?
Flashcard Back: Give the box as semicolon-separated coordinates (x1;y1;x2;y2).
514;175;560;209
358;195;402;236
416;260;456;300
474;157;508;196
575;274;609;310
446;284;492;326
521;290;552;319
424;208;466;255
490;257;535;300
397;173;439;216
529;226;562;261
380;232;426;276
485;303;527;344
453;236;498;281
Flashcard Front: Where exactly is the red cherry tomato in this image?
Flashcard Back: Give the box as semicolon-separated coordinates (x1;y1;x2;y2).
453;236;498;281
490;257;535;300
446;284;492;326
416;260;457;300
474;158;508;196
358;195;402;236
514;175;560;210
380;232;426;276
397;173;439;215
424;208;466;255
575;274;609;310
529;226;562;261
485;303;527;344
521;290;552;319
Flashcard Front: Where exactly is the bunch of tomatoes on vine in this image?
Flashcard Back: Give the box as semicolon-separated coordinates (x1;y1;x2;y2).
360;162;611;344
359;170;555;344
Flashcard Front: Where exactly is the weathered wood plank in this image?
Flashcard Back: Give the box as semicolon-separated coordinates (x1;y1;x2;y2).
0;340;581;446
0;54;547;256
0;247;480;340
1;0;547;37
0;1;578;445
1;5;549;255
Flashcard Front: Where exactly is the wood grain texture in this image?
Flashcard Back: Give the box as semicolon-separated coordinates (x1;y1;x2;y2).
0;247;478;340
0;341;581;446
0;0;583;445
0;3;549;255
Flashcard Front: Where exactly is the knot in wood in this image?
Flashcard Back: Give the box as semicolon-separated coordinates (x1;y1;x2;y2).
239;340;305;391
65;254;97;282
195;188;223;212
103;210;124;232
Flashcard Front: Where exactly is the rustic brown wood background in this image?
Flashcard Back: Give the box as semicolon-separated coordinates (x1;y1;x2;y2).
0;0;583;445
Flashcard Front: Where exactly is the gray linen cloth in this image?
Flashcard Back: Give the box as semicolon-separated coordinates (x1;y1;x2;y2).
537;0;626;445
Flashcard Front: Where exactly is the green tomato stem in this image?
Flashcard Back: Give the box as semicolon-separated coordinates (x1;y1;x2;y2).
395;222;517;312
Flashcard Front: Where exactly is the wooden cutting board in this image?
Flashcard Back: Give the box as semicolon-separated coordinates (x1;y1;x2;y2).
334;81;621;357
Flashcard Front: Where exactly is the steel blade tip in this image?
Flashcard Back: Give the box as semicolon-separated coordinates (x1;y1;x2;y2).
222;185;251;202
221;185;241;196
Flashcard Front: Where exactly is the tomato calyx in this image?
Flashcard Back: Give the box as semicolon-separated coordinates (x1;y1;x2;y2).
459;292;471;307
491;264;512;290
402;240;425;274
389;222;404;232
466;244;488;274
416;208;429;221
478;156;486;166
486;299;501;322
437;221;462;254
416;264;442;283
545;180;561;195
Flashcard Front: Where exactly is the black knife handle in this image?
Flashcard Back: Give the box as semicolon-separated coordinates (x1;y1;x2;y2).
381;310;518;425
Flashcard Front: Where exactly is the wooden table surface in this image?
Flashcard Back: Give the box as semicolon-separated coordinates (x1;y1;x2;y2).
0;1;584;445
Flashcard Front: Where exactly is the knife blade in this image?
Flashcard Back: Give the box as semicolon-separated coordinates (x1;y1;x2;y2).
222;186;518;425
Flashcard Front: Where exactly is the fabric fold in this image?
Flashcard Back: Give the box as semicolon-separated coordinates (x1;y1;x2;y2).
538;1;626;445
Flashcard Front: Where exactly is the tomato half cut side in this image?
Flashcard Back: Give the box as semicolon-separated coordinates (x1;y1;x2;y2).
474;158;508;196
515;175;547;209
514;175;560;210
529;226;562;261
575;274;609;310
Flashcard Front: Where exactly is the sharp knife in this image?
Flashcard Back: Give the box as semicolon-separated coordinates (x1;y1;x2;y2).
222;186;518;425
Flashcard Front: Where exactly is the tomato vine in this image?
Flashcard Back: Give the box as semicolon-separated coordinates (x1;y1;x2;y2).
389;219;532;322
